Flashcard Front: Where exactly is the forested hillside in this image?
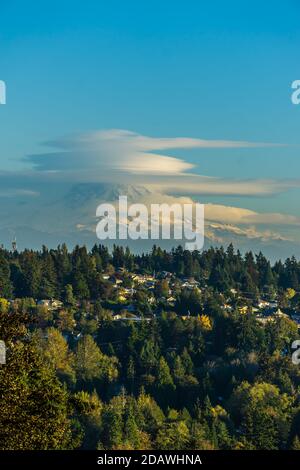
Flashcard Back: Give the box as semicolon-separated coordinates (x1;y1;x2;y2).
1;244;300;450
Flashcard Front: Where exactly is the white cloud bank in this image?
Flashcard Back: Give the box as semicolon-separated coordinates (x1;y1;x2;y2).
106;191;300;243
0;127;292;247
24;128;295;197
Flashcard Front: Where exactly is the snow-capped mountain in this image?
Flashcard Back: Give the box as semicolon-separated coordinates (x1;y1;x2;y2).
0;182;299;260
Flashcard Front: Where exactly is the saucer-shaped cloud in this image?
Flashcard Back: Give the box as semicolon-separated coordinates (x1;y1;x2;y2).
26;128;277;177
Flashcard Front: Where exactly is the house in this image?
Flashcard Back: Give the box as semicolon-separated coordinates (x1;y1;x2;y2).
269;301;278;309
123;287;136;295
37;299;51;307
239;306;249;315
145;280;155;288
221;303;232;311
274;308;289;318
51;299;63;309
36;299;63;309
161;271;172;279
73;332;82;341
109;276;123;286
167;296;176;306
113;313;150;322
258;300;271;309
181;282;199;290
256;315;273;325
131;274;147;284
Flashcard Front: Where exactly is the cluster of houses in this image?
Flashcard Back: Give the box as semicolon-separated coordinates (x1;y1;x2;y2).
101;271;300;327
37;299;64;310
17;269;300;329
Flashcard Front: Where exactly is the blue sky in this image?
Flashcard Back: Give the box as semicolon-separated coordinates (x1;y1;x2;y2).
1;0;300;252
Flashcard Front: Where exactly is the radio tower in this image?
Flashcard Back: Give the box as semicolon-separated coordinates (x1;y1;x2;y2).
12;237;17;252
